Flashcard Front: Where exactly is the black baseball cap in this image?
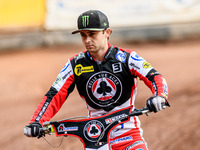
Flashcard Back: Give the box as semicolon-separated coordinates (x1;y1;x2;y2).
72;10;109;34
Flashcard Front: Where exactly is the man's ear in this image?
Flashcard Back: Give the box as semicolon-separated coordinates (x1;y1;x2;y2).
105;28;112;38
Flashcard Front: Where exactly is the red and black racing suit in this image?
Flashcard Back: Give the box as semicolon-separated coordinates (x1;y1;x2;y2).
29;43;168;150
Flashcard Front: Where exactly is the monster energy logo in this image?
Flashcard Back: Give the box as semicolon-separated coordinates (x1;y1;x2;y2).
82;15;89;27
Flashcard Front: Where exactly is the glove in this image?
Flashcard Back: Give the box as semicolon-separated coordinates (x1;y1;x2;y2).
24;122;42;137
146;96;169;113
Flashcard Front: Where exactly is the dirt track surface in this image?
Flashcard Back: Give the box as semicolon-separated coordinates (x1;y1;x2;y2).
0;40;200;150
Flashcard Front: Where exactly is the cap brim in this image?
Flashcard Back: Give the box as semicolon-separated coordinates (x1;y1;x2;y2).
71;28;105;34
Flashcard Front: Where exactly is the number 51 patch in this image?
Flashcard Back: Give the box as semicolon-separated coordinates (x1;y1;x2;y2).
112;63;122;73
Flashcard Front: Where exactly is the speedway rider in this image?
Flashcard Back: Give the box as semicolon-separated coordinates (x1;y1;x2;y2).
24;10;169;150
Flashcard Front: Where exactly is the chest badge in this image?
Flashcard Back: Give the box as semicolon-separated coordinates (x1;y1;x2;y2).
86;71;122;107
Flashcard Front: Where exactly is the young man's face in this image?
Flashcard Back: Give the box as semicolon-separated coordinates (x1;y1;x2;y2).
80;29;111;54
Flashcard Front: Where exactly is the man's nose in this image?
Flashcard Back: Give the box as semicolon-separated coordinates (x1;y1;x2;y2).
85;36;91;43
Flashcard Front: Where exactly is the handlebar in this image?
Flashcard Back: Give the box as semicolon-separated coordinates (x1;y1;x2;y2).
23;99;169;149
33;103;169;149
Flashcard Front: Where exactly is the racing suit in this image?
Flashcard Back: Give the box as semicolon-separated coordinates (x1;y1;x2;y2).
29;43;168;150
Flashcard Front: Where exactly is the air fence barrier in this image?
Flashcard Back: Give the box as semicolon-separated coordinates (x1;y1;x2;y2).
0;0;200;50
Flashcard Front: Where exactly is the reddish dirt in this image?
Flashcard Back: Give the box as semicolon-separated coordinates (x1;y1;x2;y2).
0;40;200;150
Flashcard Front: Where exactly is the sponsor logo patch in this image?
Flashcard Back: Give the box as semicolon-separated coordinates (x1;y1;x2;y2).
110;136;133;145
74;64;94;76
61;63;70;73
62;70;72;80
143;62;152;68
74;52;85;63
131;53;144;61
130;63;140;70
53;76;61;85
36;102;49;121
105;113;127;124
57;124;78;133
116;50;126;62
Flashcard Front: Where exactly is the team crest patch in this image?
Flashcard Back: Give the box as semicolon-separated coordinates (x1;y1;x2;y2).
83;120;104;142
86;71;122;107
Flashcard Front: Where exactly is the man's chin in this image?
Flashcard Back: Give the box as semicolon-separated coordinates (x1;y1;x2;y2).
87;48;98;53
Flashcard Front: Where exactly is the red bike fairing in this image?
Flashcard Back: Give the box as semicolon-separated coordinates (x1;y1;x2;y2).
29;44;168;128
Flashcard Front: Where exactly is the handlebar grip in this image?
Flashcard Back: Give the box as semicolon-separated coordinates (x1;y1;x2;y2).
129;102;169;117
129;107;149;116
129;110;142;116
24;126;30;137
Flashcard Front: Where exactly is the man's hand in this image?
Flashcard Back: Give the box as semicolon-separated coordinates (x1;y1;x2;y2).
24;122;42;137
146;96;169;113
